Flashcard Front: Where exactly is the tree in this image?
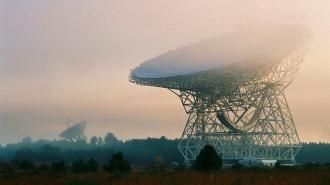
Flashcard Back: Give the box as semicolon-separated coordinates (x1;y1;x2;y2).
38;145;63;162
90;136;98;146
14;148;36;161
97;137;104;145
104;133;119;146
194;145;222;171
105;151;131;174
21;137;32;144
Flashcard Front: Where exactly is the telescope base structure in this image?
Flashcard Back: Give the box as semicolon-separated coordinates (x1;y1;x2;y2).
172;90;301;165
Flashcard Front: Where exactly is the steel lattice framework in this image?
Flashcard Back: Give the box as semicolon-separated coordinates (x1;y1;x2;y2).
129;28;310;164
162;43;309;164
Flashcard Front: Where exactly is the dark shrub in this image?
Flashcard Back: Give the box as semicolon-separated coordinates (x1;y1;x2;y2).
87;158;98;172
72;160;86;173
193;145;222;171
38;164;51;171
72;158;99;173
232;162;243;170
19;160;35;170
52;161;66;172
275;161;281;168
105;151;131;174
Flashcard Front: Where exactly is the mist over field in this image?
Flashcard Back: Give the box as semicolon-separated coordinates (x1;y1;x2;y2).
0;0;329;144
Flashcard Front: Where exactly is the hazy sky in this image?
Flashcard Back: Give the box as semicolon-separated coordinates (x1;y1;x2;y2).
0;0;329;144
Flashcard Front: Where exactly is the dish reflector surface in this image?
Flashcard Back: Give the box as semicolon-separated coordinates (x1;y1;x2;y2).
132;24;310;79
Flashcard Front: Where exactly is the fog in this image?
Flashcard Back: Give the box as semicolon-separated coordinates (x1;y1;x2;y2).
0;0;329;144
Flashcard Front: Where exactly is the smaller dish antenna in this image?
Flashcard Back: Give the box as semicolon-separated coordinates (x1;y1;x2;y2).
59;119;87;142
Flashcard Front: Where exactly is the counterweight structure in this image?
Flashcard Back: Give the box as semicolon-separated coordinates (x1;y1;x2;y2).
129;24;311;164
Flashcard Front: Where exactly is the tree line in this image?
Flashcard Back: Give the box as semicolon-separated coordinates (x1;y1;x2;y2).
0;133;329;166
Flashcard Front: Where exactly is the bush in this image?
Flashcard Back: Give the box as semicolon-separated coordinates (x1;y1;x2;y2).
72;160;86;173
87;158;98;172
193;145;222;171
52;161;66;172
105;152;131;174
231;162;243;170
71;159;98;173
19;160;35;170
275;161;281;168
38;164;51;171
72;158;98;173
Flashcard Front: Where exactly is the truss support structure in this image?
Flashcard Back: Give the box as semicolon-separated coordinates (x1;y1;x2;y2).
172;88;300;165
169;44;309;165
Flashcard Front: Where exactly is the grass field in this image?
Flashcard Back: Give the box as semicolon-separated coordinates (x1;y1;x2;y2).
0;168;330;185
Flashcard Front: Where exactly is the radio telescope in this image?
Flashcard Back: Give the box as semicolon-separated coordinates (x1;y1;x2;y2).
59;119;87;142
130;24;311;164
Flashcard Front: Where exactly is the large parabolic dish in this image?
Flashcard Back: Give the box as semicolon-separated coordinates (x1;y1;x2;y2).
130;24;311;164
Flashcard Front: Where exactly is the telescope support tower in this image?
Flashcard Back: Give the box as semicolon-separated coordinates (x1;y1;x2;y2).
172;87;300;164
129;24;310;165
